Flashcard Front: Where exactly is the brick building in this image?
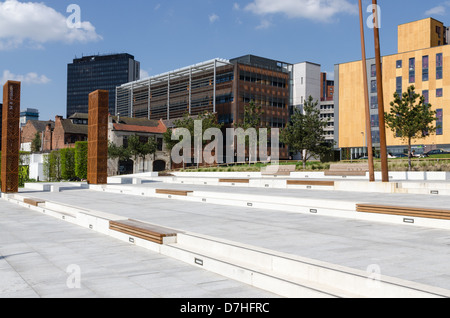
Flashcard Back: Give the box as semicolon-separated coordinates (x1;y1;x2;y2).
20;120;55;151
51;113;88;150
108;115;169;175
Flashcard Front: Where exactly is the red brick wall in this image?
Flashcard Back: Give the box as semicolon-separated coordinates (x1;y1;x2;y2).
21;121;38;144
43;124;52;152
52;116;65;150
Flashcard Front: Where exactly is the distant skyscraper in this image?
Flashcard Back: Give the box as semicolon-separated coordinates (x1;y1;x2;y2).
20;108;39;128
67;53;140;117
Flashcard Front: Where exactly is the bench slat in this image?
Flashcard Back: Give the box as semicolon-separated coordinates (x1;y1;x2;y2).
109;219;179;245
23;198;45;206
287;180;335;186
219;179;250;183
155;189;193;196
356;204;450;220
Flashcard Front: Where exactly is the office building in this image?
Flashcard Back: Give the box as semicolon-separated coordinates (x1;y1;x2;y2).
67;53;140;117
116;55;333;160
335;17;450;158
20;108;39;128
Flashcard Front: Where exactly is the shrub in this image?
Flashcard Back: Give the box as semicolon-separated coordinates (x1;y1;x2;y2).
60;148;76;180
75;142;88;180
43;150;61;182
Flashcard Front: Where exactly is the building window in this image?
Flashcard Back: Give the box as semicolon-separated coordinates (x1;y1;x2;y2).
437;26;442;38
436;109;443;135
396;77;402;95
436;53;443;80
409;58;415;83
370;96;378;109
423;90;429;104
422;56;429;82
370;96;377;109
396;60;402;68
371;80;377;93
371;115;379;127
371;64;376;77
436;88;443;97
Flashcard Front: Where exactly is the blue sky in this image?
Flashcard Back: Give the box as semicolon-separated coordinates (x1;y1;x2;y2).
0;0;448;121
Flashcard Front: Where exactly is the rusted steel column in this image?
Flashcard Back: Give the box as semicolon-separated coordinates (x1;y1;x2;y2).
87;90;109;185
1;81;21;193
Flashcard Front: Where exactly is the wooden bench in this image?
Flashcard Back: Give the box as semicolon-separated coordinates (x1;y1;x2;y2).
356;204;450;220
109;219;179;245
324;164;369;176
219;179;250;184
155;189;193;196
23;198;45;206
261;165;296;176
287;180;335;187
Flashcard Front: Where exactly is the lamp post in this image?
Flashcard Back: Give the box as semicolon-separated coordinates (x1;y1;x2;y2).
359;0;375;182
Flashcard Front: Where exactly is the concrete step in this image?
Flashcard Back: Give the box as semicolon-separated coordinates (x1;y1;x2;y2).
163;232;450;298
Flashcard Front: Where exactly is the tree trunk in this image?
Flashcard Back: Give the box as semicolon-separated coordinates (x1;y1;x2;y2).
142;155;146;173
303;150;307;170
408;139;412;171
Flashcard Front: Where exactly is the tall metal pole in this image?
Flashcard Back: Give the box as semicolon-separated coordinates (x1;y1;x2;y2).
359;0;375;182
372;0;389;182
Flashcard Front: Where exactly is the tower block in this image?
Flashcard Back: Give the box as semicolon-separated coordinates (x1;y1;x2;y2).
1;81;21;193
87;90;109;185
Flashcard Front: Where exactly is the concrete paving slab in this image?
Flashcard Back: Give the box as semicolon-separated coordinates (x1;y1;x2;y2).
0;199;278;298
16;183;450;293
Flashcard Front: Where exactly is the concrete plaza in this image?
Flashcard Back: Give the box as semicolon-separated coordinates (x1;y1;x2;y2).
2;172;450;298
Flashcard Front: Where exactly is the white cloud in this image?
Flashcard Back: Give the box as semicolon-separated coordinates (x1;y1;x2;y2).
425;5;446;16
154;4;161;11
140;69;150;79
256;19;272;30
209;13;219;23
245;0;357;23
233;3;240;11
1;70;50;85
0;0;102;50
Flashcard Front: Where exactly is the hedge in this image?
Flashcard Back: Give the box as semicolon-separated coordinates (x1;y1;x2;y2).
60;148;76;180
75;141;88;180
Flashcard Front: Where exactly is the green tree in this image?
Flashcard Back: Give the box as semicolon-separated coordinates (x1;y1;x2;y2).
108;142;131;161
385;85;437;171
127;135;158;173
163;111;223;167
281;96;333;169
31;132;42;153
234;100;266;164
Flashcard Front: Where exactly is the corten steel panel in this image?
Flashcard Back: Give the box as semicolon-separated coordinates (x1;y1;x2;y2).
1;81;20;193
87;90;109;185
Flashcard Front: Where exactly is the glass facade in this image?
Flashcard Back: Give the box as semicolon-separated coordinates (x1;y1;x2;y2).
67;53;140;117
436;53;443;80
409;58;415;83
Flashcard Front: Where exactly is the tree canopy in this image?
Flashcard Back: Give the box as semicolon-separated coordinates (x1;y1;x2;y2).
385;85;437;170
281;96;333;169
